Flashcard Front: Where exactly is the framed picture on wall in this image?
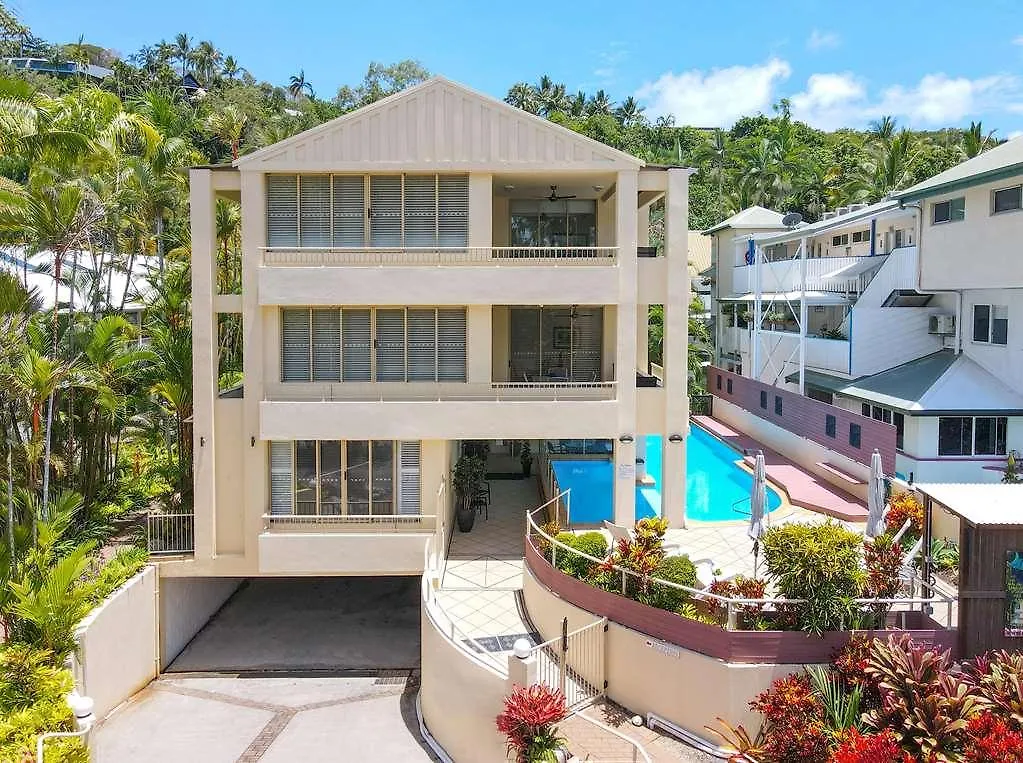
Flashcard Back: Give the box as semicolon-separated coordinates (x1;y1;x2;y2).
552;325;572;349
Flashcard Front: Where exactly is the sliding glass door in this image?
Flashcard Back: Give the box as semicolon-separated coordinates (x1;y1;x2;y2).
508;307;604;382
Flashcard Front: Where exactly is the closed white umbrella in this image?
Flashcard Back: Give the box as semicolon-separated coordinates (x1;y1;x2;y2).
749;451;767;576
865;449;887;539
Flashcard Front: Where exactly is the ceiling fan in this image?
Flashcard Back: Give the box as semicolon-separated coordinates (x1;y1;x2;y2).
547;185;576;202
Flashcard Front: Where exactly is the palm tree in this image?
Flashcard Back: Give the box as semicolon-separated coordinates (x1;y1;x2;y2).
962;121;996;159
221;55;244;80
587;89;613;117
842;129;920;202
868;115;897;146
504;82;538;114
189;40;221;84
695;129;730;219
615;96;644;127
205;104;248;160
288;70;314;100
172;33;191;79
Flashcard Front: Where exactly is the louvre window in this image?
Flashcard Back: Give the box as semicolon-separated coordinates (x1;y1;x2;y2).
993;185;1022;215
932;197;965;224
332;176;365;247
760;390;767;409
268;440;419;517
370;175;403;247
281;309;311;381
403;175;437;247
299;175;331;247
282;307;466;383
438;175;469;247
311;309;341;381
267;175;299;247
825;415;836;438
269;442;293;515
341;309;372;381
849;423;861;449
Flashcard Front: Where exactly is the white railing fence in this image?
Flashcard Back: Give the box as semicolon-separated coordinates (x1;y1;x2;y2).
525;507;956;630
146;513;194;555
263;381;617;403
263;513;436;531
529;616;607;709
262;246;618;267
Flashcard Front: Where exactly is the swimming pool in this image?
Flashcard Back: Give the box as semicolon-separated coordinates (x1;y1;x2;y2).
550;424;784;524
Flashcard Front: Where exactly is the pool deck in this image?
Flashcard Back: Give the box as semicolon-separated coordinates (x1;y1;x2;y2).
694;415;868;522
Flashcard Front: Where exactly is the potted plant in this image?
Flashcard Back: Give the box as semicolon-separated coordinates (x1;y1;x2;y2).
496;684;569;763
452;453;485;533
519;441;533;478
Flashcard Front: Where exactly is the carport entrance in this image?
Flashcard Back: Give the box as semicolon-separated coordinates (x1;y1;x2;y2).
167;576;421;673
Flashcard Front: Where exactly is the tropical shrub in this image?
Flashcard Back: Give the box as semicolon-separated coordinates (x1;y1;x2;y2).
930;538;960;576
748;673;830;763
963;650;1023;729
645;554;697;612
886;492;924;539
495;684;567;763
831;729;913;763
0;645;88;762
762;522;864;634
962;711;1023;763
833;636;882;712
85;546;149;605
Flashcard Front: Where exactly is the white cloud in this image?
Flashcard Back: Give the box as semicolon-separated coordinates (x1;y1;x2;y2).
593;42;628;85
1013;35;1023;46
875;74;1019;124
789;73;867;130
807;29;841;51
635;58;791;127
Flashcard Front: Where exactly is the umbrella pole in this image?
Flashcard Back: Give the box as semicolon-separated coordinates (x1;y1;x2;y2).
753;539;759;578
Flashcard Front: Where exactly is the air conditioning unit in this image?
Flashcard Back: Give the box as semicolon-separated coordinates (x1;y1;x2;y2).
929;314;956;335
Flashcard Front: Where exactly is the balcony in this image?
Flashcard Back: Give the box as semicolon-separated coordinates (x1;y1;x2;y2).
261;245;617;267
758;330;850;376
258;246;620;306
260;381;619;440
731;255;886;297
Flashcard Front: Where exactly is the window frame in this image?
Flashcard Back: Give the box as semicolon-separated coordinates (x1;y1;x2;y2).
972;303;1008;346
931;196;966;225
992;184;1023;216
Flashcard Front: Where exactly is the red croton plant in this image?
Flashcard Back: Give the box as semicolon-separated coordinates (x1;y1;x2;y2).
710;634;1023;762
496;684;568;763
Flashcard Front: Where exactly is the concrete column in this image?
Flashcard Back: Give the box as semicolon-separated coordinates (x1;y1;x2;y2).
466;305;492;384
189;169;217;560
506;652;537;688
661;168;692;528
468;174;493;248
614;170;639;526
240;170;266;567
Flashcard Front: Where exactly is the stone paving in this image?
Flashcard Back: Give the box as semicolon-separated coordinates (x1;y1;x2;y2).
92;673;439;763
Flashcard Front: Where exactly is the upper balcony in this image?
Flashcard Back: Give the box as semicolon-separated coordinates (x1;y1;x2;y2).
731;254;887;297
262;245;617;267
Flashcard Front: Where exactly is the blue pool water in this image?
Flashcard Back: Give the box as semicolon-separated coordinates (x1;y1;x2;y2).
550;425;783;524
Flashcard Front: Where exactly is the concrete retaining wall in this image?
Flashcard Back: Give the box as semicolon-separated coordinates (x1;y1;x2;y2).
420;604;507;763
159;576;242;669
72;566;159;720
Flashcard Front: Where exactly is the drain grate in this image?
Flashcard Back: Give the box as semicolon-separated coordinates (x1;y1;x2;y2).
373;670;409;686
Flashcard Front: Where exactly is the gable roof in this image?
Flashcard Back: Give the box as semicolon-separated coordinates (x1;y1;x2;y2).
702;206;787;235
894;137;1023;201
839;350;1023;414
236;76;643;171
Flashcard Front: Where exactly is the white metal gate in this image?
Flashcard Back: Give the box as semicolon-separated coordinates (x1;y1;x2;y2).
530;617;607;709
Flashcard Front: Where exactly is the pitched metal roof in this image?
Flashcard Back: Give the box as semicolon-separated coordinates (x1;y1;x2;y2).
894;137;1023;201
784;369;859;393
839;351;1023;414
753;200;904;245
914;483;1023;526
702;206;787;235
718;290;853;306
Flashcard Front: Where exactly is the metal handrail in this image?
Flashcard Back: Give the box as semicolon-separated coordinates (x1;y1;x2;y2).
263;513;436;531
525;504;956;631
262;381;618;403
262;245;618;267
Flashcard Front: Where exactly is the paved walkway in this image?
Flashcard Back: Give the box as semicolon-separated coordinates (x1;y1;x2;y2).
695;415;868;521
435;477;539;655
92;673;438;762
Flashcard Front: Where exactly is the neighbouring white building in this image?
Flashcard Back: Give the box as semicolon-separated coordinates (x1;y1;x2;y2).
706;137;1023;484
173;76;692;581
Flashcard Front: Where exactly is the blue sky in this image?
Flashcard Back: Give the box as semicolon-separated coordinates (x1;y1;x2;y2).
13;0;1023;134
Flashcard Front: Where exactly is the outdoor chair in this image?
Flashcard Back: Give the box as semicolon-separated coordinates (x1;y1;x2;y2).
472;493;489;521
601;520;682;556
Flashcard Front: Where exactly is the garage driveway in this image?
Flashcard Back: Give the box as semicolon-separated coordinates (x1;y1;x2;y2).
92;673;438;762
168;577;421;673
93;577;433;762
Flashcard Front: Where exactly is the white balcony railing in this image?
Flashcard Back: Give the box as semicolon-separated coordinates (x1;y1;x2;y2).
731;255;885;295
262;246;618;267
262;381;618;402
758;329;850;375
262;514;436;532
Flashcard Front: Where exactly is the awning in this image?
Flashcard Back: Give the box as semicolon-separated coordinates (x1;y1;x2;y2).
718;290;853;306
783;369;858;394
915;483;1023;527
821;256;887;280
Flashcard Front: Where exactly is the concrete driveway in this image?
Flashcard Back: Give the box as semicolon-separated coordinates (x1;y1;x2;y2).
92;673;438;762
168;576;421;673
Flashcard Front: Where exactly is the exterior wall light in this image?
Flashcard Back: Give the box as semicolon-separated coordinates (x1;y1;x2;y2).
668;434;684;443
618;434;634;443
251;436;256;447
